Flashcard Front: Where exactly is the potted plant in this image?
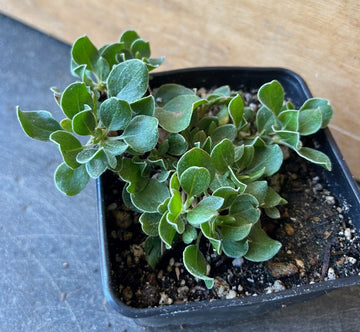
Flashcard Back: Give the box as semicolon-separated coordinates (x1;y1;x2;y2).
17;30;360;328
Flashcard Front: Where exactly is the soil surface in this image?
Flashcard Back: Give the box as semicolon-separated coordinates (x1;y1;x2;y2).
103;154;360;308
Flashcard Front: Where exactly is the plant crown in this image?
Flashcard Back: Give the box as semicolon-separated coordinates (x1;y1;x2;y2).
17;30;333;288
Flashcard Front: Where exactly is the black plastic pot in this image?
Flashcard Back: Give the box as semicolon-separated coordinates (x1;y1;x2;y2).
96;67;360;328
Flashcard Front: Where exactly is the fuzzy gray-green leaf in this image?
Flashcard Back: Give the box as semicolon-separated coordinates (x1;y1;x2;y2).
85;148;108;178
50;130;83;169
139;212;161;236
298;108;322;136
177;147;215;181
229;194;260;224
131;178;170;212
131;95;155;116
183;245;214;289
60;82;93;119
245;221;282;261
121;115;159;153
222;238;249;258
179;166;211;197
158;213;176;248
107;59;148;103
210;138;235;173
300;98;333;128
257;80;284;115
72;110;96;135
228;94;244;128
155;94;200;133
187;196;224;226
296;147;332;171
54;163;89;196
100;97;132;131
71;35;99;72
17;108;62;141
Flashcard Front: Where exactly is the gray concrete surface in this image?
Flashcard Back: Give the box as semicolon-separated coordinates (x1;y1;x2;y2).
1;13;360;331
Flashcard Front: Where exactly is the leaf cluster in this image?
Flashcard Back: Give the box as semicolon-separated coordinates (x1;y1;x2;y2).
17;31;334;288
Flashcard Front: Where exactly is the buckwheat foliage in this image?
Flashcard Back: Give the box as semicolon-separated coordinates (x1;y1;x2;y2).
17;31;333;288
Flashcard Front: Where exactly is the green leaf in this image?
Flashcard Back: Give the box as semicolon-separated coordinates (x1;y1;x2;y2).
245;181;268;205
187;196;224;226
17;107;62;141
258;80;284;115
71;35;99;72
50;131;83;169
212;85;230;96
179;166;211;197
107;59;149;103
296;147;332;171
300;98;333;128
85;148;108;178
158;213;176;248
130;95;155;116
236;145;254;171
103;140;128;156
298;108;322;136
131;38;151;58
183;245;214;289
100;97;132;130
169;172;180;192
60;118;73;132
256;106;276;134
274;130;301;150
222;238;249;258
154;83;195;107
210;138;235;173
120;30;140;50
144;236;162;269
220;217;252;242
245;221;282;262
263;186;287;208
211;124;237;145
143;57;165;71
228;94;244;127
60;82;93;119
131;178;170;212
182;225;198;244
264;207;281;219
117;157;144;193
72;110;96;135
167;213;186;234
209;173;235;192
212;186;238;208
99;42;124;67
76;148;98;164
177;147;215;181
95;56;110;81
167;133;188;156
229;194;260;224
278;109;299;132
168;190;183;217
200;222;222;254
121;115;159;153
155;94;200;133
139;212;161;236
54;163;89;196
227;167;247;192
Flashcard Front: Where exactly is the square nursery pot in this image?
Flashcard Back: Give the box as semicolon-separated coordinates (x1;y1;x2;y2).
96;67;360;328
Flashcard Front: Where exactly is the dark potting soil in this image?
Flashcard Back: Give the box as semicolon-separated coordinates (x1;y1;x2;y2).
103;154;360;308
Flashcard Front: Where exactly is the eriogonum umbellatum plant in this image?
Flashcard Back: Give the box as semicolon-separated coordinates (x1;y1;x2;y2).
17;30;333;288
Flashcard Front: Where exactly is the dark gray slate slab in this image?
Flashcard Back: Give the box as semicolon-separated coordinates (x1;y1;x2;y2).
1;13;359;331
